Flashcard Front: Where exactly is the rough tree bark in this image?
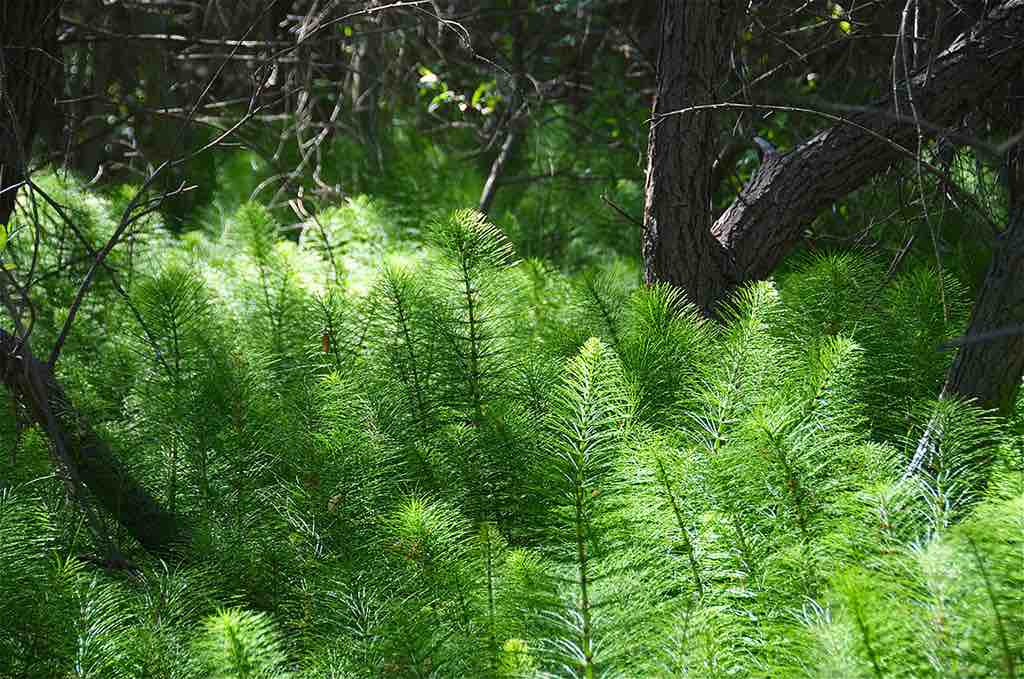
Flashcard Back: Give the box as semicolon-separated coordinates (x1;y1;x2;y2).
714;1;1024;289
1;2;188;558
643;0;1024;410
0;1;63;227
941;123;1024;415
641;0;741;307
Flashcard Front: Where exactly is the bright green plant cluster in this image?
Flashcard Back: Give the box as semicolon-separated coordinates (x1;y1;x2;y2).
0;177;1020;678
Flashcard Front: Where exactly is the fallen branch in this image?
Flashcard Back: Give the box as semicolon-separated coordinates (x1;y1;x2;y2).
0;328;189;558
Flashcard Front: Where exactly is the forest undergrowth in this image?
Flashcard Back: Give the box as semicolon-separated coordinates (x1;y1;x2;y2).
1;174;1021;679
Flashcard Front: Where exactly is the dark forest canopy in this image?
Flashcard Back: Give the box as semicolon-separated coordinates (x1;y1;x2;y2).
0;2;1021;677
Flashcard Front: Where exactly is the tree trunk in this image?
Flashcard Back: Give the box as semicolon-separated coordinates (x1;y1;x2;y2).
351;3;383;171
643;0;1024;312
0;1;63;226
0;329;188;557
941;123;1024;414
641;0;741;309
643;0;1024;414
65;1;135;178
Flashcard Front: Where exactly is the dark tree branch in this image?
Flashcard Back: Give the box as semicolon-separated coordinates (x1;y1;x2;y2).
713;1;1024;287
644;0;1024;422
0;328;189;557
478;127;519;214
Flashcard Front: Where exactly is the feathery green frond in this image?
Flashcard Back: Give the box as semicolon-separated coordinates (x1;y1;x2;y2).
531;337;638;678
194;608;289;679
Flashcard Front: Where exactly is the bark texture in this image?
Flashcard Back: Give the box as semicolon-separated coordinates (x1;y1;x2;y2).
644;0;1024;416
941;135;1024;414
0;329;188;557
0;1;63;227
641;0;741;308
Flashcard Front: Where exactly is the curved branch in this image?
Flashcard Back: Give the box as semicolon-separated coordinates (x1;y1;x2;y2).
713;0;1024;284
1;328;189;557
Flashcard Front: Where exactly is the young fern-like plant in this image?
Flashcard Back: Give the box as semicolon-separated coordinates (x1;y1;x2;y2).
574;269;631;353
366;264;441;438
753;335;867;549
686;281;788;454
68;576;135;679
811;568;921;679
130;264;210;514
906;398;1004;529
800;485;1023;679
310;287;352;374
232;202;312;362
516;258;583;357
120;562;222;676
234;202;277;269
616;283;711;422
663;284;868;674
193;608;290;679
534;337;633;678
680;282;789;586
386;495;476;627
654;456;705;600
776;251;884;341
423;210;535;524
456;521;547;677
0;489;72;678
918;492;1023;678
383;495;500;675
777;253;971;439
131;263;210;381
428;209;518;423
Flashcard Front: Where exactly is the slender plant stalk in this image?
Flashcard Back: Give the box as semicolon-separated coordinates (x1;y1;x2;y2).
656;458;704;599
965;534;1017;679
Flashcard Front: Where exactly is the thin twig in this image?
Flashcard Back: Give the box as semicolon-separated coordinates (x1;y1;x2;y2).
938;325;1024;350
601;193;643;229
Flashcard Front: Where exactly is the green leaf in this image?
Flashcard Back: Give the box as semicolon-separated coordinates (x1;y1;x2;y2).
418;66;440;87
0;223;10;269
471;81;497;113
